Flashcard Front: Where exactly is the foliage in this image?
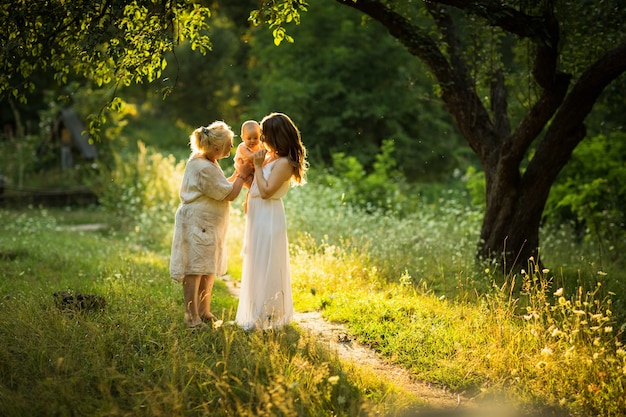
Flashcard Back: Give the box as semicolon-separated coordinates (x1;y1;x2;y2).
0;86;110;191
247;0;465;180
462;165;486;208
545;131;626;263
286;173;485;294
125;9;252;128
324;139;409;214
91;141;185;250
0;0;212;135
250;0;308;46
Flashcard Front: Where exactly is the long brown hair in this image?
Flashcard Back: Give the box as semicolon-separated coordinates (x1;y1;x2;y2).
260;113;308;184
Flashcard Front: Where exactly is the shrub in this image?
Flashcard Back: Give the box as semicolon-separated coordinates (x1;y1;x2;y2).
91;141;184;249
325;139;409;214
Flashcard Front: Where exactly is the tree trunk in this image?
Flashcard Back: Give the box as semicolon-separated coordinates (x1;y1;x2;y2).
479;166;549;271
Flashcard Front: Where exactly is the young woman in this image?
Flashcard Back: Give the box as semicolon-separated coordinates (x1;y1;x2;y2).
235;113;308;330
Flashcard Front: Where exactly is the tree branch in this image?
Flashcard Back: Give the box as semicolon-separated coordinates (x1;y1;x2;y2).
427;0;553;44
526;42;626;185
501;71;570;169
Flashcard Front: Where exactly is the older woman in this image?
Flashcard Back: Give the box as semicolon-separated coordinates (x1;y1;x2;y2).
170;121;252;329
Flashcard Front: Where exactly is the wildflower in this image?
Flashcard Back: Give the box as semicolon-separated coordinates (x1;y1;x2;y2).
542;268;550;274
587;384;600;393
573;310;586;316
604;326;613;333
597;271;607;276
554;288;564;297
541;347;553;356
524;312;539;320
328;375;340;384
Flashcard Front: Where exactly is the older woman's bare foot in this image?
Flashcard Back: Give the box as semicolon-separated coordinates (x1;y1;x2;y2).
200;312;217;323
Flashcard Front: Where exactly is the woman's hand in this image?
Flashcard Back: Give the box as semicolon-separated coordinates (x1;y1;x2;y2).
252;149;267;168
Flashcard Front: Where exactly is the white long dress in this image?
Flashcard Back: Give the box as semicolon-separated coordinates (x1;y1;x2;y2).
235;159;293;330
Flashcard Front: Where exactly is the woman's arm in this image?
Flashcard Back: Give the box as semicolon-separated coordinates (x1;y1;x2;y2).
223;160;253;201
223;173;246;201
254;157;292;199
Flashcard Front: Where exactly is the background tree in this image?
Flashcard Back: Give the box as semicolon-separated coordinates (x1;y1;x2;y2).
247;1;465;180
1;0;212;131
254;0;626;268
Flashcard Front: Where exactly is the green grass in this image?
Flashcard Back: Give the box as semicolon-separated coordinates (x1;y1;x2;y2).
2;146;626;416
0;207;425;417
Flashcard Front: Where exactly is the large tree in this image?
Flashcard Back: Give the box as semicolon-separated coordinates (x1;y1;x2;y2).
254;0;626;268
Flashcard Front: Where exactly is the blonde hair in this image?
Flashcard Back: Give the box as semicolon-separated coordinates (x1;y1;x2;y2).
260;112;308;185
190;121;234;158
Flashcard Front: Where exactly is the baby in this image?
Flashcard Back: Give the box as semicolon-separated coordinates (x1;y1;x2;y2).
234;120;261;212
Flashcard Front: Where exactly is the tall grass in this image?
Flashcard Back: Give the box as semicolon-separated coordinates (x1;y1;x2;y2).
282;172;626;416
3;138;625;416
0;208;415;417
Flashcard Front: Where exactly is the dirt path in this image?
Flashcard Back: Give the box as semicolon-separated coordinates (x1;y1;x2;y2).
220;275;479;413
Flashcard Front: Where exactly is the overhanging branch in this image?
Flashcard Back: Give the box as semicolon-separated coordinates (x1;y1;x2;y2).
427;0;553;44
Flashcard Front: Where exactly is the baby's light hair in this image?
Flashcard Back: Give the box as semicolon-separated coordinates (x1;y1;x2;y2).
190;121;234;158
241;120;260;136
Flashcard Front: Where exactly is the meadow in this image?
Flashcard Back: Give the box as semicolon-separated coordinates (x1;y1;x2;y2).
1;139;625;417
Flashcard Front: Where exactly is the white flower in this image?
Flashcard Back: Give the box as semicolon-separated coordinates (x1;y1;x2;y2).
328;375;340;384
